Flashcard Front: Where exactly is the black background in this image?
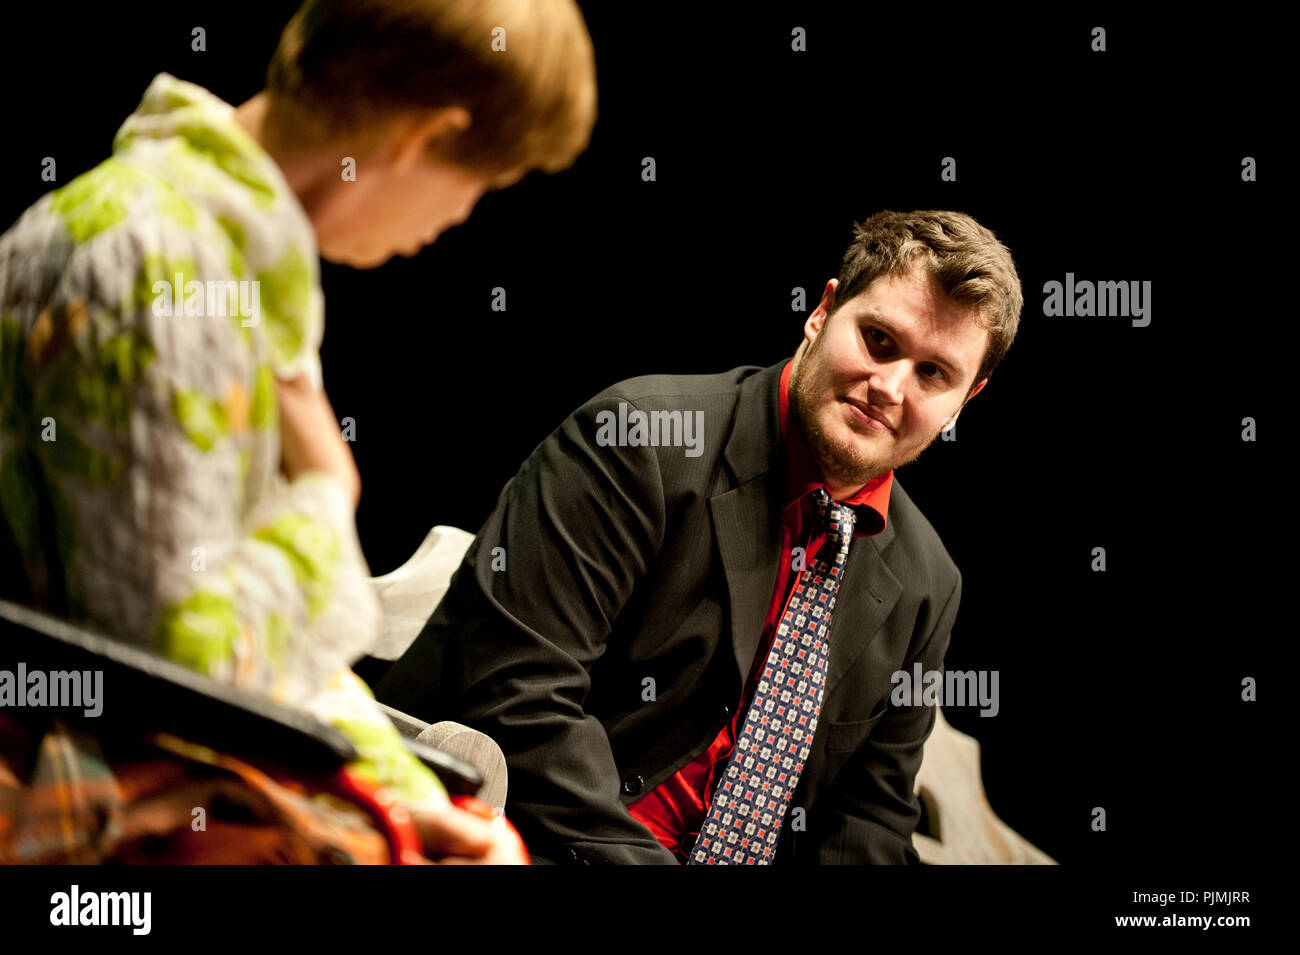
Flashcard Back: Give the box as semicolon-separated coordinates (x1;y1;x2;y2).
0;2;1282;873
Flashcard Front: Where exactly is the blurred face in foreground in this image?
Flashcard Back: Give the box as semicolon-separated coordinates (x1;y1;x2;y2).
238;99;525;268
309;107;526;268
788;262;991;498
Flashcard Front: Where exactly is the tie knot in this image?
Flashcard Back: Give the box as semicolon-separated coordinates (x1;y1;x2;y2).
812;487;857;542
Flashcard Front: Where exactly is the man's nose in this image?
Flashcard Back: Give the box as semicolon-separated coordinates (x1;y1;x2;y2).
869;360;909;404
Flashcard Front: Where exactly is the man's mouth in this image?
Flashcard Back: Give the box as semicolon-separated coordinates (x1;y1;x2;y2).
843;397;894;433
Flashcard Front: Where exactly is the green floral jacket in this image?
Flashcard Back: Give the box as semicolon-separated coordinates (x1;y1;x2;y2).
0;73;446;812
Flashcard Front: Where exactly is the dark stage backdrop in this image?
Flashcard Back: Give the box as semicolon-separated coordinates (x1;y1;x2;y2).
0;3;1281;873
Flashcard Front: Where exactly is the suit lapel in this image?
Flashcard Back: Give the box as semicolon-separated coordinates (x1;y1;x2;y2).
710;473;785;687
708;361;786;692
824;532;902;701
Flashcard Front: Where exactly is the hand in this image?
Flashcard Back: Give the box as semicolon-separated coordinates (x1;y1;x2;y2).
276;373;361;509
411;800;530;865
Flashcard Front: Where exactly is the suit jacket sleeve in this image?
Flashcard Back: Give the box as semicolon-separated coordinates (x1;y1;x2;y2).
811;570;962;863
376;392;680;864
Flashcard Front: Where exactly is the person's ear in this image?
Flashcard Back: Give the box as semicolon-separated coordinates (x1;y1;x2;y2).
804;278;838;343
943;378;988;432
941;407;962;433
392;106;472;171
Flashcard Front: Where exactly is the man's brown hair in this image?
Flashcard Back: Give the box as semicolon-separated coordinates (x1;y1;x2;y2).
264;0;597;176
830;210;1023;394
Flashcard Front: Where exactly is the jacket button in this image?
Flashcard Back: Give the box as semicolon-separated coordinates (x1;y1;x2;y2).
721;703;731;716
621;774;644;796
565;848;580;863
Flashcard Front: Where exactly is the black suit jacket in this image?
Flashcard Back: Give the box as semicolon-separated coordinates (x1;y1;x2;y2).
376;359;962;864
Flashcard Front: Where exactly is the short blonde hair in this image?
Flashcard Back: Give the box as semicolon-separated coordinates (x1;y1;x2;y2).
264;0;597;176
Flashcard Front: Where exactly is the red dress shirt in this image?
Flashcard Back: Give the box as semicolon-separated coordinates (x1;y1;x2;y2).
627;358;893;862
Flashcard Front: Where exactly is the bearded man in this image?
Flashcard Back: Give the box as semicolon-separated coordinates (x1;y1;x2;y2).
377;209;1023;865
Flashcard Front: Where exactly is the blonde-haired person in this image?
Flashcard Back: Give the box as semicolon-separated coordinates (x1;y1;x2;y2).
0;0;595;862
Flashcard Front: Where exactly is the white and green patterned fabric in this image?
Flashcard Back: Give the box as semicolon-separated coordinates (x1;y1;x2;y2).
0;73;447;812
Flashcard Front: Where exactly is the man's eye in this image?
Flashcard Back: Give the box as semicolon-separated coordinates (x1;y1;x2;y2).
865;328;946;381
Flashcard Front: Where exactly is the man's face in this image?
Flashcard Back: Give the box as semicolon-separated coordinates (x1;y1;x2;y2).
788;264;990;496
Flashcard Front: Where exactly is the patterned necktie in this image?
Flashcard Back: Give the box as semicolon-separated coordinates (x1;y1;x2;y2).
688;487;857;864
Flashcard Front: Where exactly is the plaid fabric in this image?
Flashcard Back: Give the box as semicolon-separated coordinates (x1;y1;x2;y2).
0;713;391;864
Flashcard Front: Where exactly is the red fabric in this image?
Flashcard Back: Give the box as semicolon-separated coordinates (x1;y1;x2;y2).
627;358;893;862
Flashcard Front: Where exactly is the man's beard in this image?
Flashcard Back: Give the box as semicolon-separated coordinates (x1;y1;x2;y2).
788;343;935;490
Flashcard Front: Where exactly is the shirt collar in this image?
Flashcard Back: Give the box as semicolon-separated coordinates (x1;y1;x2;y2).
779;358;892;536
111;73;288;208
110;73;325;382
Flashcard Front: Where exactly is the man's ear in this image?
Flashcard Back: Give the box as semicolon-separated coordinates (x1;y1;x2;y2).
804;278;839;343
393;106;472;170
943;377;988;432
